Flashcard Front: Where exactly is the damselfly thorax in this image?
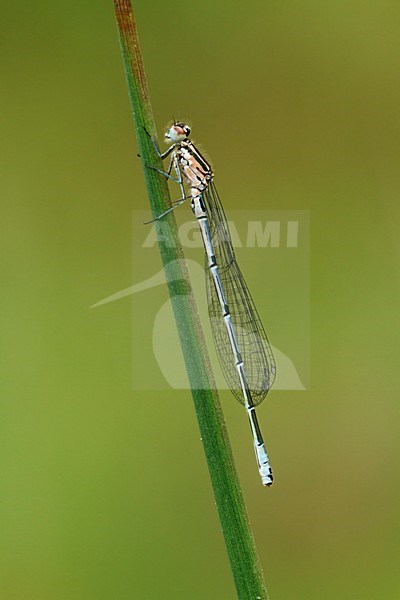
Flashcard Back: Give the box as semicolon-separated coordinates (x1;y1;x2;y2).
175;140;213;200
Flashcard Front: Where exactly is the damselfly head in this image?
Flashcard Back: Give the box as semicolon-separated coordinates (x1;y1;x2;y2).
165;122;191;143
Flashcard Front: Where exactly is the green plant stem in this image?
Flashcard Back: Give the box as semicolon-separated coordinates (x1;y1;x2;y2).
112;2;269;598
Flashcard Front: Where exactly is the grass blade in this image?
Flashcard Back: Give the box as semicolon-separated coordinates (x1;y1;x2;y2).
112;2;270;597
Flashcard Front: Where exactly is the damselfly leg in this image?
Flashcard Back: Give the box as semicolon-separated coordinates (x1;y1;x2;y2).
143;195;192;224
143;163;181;184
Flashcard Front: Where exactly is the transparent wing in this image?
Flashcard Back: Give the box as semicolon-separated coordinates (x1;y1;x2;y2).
204;182;276;406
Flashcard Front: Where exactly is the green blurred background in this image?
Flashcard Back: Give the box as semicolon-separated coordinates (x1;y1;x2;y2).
2;1;399;598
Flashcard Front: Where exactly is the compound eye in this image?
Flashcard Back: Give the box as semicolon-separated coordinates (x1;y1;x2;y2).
184;126;191;137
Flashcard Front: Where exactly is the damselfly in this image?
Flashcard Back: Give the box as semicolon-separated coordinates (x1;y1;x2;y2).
146;122;276;486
